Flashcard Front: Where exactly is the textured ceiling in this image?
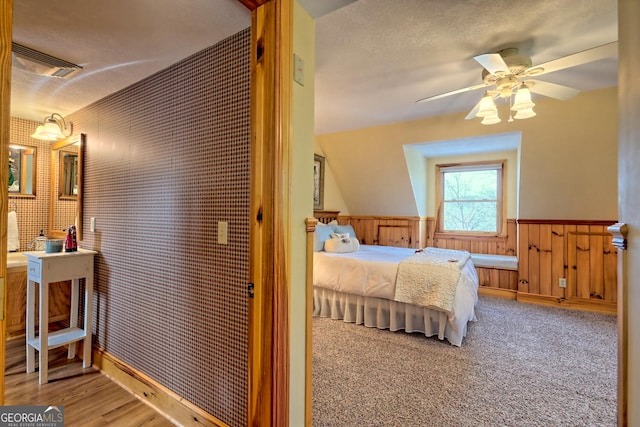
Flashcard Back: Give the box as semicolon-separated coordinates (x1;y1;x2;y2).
313;0;618;134
10;0;251;122
10;0;618;135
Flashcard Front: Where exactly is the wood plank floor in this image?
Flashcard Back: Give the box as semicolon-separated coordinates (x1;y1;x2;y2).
5;336;175;426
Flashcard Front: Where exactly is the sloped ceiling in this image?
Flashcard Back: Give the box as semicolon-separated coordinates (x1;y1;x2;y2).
10;0;617;135
10;0;251;122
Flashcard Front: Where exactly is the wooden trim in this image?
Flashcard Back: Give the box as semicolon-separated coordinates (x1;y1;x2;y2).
435;160;506;235
0;0;13;406
341;215;424;221
92;347;225;427
248;1;292;426
48;134;85;240
434;232;508;242
609;223;628;426
608;223;628;250
304;217;317;426
517;219;617;226
313;210;340;224
236;0;270;10
478;287;517;300
515;292;617;315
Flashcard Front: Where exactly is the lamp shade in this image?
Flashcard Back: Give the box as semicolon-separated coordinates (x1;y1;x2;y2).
511;84;535;111
476;94;498;118
31;113;72;141
30;125;45;139
514;108;536;120
481;114;501;125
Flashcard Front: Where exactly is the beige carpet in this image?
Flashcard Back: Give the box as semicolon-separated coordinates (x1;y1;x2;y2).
312;296;617;426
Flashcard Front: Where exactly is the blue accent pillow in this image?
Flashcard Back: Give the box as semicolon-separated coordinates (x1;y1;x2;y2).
314;223;335;252
332;224;357;240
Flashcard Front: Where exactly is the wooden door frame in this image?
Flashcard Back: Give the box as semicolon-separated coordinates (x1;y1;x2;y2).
0;0;12;406
0;0;295;421
242;0;293;426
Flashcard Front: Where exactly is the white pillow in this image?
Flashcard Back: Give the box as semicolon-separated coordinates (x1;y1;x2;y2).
330;232;350;240
324;236;360;253
314;223;334;252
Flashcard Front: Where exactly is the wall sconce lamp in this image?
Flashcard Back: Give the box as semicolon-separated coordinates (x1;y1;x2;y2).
31;113;73;141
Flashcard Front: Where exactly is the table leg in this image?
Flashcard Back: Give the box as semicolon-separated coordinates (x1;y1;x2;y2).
68;278;80;359
39;281;49;385
26;279;35;374
82;272;94;368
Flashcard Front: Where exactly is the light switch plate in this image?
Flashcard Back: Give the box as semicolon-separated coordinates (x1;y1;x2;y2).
294;54;304;86
218;221;228;245
90;217;96;232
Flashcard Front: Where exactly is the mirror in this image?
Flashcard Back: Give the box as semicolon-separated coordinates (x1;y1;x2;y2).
8;144;37;197
58;151;78;199
49;133;85;240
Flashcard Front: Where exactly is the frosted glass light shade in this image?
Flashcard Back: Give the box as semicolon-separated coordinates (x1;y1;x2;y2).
476;95;498;118
514;108;536;119
31;114;71;140
512;85;535;111
481;114;501;125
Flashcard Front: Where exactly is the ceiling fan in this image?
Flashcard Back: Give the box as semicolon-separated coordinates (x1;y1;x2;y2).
415;42;618;124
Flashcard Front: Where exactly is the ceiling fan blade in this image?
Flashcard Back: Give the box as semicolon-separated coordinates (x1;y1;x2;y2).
527;80;580;101
474;53;510;76
526;42;618;76
465;99;482;120
415;82;488;104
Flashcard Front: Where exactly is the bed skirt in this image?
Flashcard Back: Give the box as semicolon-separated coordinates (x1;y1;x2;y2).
313;287;469;346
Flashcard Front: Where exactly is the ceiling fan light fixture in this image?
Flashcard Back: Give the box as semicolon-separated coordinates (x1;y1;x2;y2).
31;113;73;141
511;84;535;111
476;94;498;117
514;108;536;120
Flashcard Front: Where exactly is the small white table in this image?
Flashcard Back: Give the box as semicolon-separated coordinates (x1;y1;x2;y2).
25;248;97;384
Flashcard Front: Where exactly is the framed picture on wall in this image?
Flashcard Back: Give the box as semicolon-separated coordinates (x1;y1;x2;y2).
313;154;325;210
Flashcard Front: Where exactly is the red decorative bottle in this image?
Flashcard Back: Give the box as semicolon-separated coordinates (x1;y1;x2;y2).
64;227;74;252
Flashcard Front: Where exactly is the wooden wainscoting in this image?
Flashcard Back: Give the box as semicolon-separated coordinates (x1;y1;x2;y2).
517;220;617;314
426;218;517;256
476;267;519;292
338;216;426;249
427;218;518;291
323;215;616;313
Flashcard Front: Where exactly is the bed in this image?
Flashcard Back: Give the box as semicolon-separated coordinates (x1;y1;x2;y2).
312;220;479;346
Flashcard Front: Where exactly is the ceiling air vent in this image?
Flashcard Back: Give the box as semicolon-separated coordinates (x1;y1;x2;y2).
11;42;82;79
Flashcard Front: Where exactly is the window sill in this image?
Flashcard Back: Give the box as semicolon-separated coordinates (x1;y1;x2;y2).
434;232;507;241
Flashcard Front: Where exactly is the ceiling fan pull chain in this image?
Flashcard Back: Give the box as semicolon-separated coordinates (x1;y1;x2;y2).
508;96;514;122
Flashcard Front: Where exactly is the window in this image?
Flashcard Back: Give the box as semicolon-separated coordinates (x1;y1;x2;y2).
437;161;504;234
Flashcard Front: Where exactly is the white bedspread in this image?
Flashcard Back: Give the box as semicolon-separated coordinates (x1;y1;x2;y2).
313;245;479;345
313;245;477;315
313;244;410;300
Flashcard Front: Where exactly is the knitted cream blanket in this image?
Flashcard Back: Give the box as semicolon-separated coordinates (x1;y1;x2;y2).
394;247;471;315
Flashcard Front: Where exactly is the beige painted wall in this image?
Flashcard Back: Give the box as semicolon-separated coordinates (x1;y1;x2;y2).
426;150;519;218
313;140;349;214
291;2;314;425
317;87;618;221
